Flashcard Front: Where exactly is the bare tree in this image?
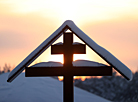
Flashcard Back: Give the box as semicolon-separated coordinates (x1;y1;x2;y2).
3;63;11;73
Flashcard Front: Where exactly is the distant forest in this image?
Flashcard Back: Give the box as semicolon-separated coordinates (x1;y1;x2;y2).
74;70;138;102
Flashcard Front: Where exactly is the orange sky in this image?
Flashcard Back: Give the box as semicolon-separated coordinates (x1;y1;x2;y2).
0;0;138;73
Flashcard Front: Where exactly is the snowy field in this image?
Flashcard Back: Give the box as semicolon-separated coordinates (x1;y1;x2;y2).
0;73;110;102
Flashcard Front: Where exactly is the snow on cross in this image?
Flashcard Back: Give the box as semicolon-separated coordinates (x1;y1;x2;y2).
7;20;132;101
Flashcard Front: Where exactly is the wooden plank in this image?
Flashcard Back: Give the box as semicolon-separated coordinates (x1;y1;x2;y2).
51;43;86;54
51;45;63;54
73;44;86;54
25;67;64;77
72;66;112;76
63;33;73;67
25;66;112;77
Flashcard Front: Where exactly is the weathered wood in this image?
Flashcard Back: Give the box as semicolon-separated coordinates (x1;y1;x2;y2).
25;67;63;76
73;66;112;76
73;44;86;54
51;43;86;54
25;66;112;77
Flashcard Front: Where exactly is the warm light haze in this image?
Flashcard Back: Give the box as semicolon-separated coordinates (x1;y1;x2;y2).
0;0;138;76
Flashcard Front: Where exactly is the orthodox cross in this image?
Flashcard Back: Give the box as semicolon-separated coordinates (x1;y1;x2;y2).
25;32;112;102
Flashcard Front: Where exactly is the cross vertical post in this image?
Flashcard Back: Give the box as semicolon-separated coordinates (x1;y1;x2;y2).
63;32;73;102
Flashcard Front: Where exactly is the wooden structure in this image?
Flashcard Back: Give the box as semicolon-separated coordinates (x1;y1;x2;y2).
7;20;132;102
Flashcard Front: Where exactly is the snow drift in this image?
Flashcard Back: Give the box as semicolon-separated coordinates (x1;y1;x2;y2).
0;73;110;102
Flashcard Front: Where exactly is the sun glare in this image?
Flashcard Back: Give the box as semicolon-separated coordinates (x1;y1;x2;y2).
58;76;98;81
3;0;138;24
10;0;80;22
50;55;64;64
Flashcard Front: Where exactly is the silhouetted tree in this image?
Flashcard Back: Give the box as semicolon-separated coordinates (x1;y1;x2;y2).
3;63;11;73
74;70;138;101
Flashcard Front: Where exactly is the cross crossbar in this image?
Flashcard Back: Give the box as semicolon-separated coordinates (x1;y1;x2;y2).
51;43;86;54
25;66;112;77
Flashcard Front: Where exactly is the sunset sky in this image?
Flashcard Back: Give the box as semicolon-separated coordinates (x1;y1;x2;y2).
0;0;138;73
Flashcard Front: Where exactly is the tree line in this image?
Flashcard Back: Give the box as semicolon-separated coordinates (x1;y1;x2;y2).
74;70;138;102
0;63;14;74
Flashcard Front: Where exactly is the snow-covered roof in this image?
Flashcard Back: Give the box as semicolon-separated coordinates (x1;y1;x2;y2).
7;20;133;82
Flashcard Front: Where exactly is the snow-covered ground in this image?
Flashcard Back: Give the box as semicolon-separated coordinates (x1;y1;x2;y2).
0;73;110;102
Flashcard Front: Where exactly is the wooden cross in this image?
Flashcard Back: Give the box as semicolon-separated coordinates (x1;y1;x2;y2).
25;32;112;102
